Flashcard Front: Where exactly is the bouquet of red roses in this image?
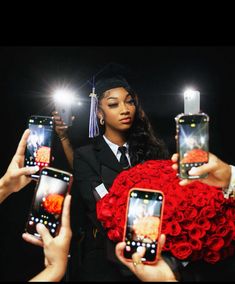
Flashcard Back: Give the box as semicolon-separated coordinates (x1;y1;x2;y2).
96;160;235;264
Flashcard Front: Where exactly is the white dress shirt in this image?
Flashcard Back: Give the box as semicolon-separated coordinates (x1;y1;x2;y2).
103;135;131;166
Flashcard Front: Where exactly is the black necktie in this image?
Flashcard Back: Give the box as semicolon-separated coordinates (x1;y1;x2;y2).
118;146;130;169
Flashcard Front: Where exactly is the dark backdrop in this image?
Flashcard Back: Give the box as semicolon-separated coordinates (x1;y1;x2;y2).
0;46;234;281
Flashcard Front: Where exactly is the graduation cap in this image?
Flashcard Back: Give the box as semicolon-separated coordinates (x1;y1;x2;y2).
88;65;132;138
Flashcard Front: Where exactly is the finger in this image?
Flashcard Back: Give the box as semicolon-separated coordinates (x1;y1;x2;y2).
15;129;30;156
179;179;192;186
22;232;44;247
157;234;166;260
188;164;212;176
172;163;178;171
171;153;178;162
36;223;52;245
12;166;39;178
59;195;72;238
115;242;133;269
57;126;68;130
132;249;145;271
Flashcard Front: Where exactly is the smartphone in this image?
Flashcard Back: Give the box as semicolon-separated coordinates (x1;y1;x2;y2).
24;115;54;177
184;89;200;114
25;167;73;239
175;113;209;179
54;101;73;127
123;188;164;264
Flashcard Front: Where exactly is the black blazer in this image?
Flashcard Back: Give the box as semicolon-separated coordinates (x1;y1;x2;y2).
72;136;123;228
71;136;140;281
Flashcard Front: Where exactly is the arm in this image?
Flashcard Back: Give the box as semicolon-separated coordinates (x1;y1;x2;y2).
0;129;39;203
23;194;72;282
52;111;74;169
115;234;177;282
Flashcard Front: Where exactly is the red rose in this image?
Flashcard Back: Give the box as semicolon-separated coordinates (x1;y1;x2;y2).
167;221;182;236
199;206;216;219
171;242;193;259
96;159;235;264
206;236;224;251
42;194;64;215
196;217;211;230
204;250;221;264
189;226;206;239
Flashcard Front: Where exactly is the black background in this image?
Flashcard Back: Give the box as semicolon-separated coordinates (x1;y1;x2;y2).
0;46;234;280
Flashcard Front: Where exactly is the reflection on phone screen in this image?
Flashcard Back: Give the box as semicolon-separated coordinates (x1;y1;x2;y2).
26;169;71;238
178;115;209;177
124;189;163;262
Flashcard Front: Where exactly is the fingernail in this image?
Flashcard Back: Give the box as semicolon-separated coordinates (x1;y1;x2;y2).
29;166;39;173
137;247;145;254
189;167;197;174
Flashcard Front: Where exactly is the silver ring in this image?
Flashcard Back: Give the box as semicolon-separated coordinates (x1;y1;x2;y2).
133;259;142;266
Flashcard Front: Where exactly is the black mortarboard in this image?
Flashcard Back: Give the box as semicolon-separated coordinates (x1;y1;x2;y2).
95;75;131;97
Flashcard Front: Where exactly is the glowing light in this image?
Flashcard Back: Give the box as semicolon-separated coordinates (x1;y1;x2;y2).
53;88;76;105
184;88;200;100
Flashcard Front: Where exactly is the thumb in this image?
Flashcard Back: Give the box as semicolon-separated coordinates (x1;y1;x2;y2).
12;166;39;178
157;234;166;260
36;223;52;245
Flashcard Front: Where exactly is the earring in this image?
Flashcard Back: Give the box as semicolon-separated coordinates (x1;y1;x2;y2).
100;117;104;125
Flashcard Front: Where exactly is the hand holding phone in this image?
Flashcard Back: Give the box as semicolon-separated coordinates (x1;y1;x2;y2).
123;188;164;264
175;113;209;179
25;167;73;239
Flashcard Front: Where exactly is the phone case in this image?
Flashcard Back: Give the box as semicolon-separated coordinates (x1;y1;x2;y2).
122;187;165;264
25;167;73;239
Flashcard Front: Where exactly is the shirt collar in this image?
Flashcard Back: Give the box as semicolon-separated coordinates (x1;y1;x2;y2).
103;135;129;156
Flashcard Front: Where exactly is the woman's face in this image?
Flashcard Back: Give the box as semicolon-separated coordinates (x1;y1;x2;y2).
98;87;136;134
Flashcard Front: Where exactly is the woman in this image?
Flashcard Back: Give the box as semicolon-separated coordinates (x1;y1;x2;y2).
70;76;170;281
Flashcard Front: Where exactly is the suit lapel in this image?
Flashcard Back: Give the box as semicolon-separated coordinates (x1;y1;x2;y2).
94;136;122;173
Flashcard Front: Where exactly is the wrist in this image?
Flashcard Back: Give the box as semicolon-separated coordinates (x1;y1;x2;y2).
59;134;68;142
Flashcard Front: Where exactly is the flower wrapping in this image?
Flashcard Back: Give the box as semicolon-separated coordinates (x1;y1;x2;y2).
96;160;235;264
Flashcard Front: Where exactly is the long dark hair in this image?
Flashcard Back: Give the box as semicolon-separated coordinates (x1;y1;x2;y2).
126;88;169;166
98;86;169;165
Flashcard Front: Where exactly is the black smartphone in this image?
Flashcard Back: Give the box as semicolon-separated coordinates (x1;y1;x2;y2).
24;115;54;177
54;100;73;127
175;113;209;179
25;167;73;239
123;188;164;264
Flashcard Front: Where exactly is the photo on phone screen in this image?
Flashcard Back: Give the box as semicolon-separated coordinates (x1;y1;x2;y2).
24;115;54;174
176;113;209;179
25;167;73;238
123;188;164;263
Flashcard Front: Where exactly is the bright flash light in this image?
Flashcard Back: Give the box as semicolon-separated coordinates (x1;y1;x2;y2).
184;89;200;100
53;88;75;105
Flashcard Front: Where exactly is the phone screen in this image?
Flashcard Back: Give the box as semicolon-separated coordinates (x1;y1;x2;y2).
123;188;164;263
25;116;54;171
25;167;73;238
177;114;209;179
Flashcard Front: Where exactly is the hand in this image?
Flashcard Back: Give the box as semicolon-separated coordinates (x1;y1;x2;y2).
115;234;177;282
171;152;231;188
0;129;39;202
23;194;72;282
52;111;74;140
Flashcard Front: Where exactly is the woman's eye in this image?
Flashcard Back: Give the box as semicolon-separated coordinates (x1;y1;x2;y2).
108;103;118;108
127;99;135;105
